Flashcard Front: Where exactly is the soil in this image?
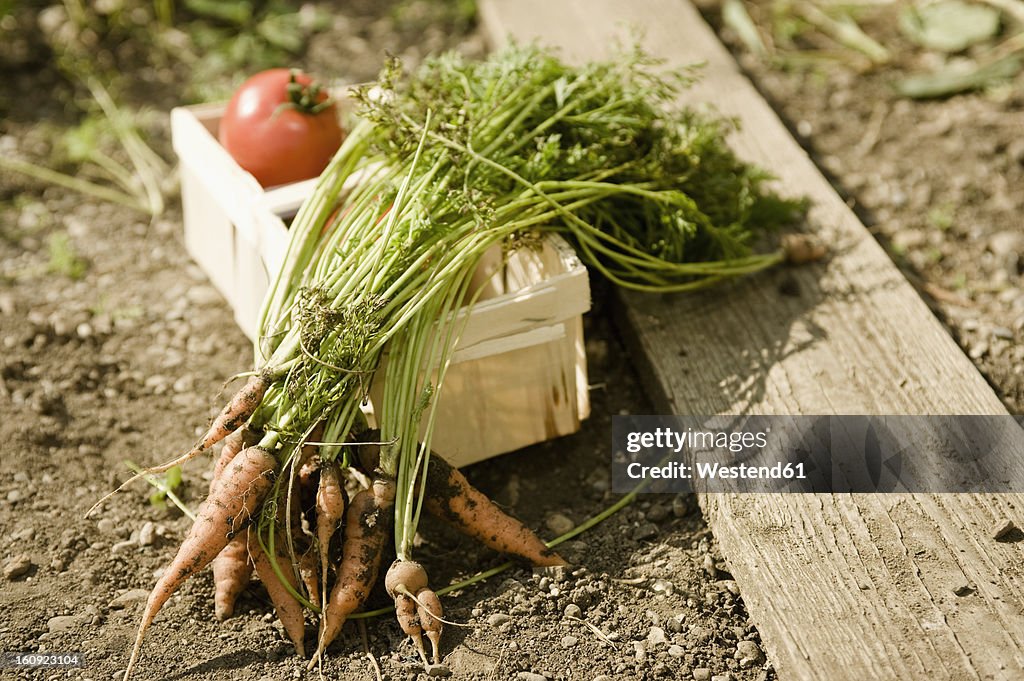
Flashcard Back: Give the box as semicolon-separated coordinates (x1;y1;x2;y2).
701;0;1024;414
0;3;771;681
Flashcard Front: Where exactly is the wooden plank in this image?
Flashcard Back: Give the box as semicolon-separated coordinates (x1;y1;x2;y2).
480;2;1024;679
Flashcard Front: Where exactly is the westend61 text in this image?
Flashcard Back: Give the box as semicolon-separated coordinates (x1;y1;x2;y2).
625;460;807;481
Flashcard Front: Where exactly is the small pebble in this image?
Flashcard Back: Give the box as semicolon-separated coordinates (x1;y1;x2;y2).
97;518;115;534
486;613;511;627
645;503;669;522
593;676;613;681
712;674;734;681
47;615;80;634
703;554;718;578
953;584;974;597
735;640;765;668
545;513;574;536
561;635;578;648
138;522;156;547
650;578;674;595
668;645;684;658
647;626;667;646
563;603;582;619
993;519;1017;540
3;553;32;580
109;589;150;609
515;673;547;681
693;669;712;681
426;663;451;677
632;523;658;541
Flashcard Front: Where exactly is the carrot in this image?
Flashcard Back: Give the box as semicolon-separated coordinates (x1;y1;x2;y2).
297;544;319;605
249;527;307;657
123;446;277;680
212;528;253;621
315;461;347;590
395;594;426;662
423;455;567;567
415;587;443;664
197;372;271;454
208;427;246;496
384;559;428;598
385;559;430;662
310;476;395;667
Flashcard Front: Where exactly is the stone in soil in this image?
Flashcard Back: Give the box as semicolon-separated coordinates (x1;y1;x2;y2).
735;640;765;667
545;512;574;535
647;626;667;646
3;553;32;580
633;522;658;540
486;613;511;626
47;615;82;633
693;669;712;681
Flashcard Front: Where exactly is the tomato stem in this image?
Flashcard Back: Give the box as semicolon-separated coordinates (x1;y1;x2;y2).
281;69;334;115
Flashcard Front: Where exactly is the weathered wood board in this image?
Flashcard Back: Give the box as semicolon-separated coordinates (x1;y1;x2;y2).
480;1;1024;679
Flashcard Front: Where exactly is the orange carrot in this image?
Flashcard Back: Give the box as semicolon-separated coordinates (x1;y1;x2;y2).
310;477;395;666
415;587;443;664
385;560;430;662
297;544;319;606
315;461;347;589
123;446;277;680
208;428;245;496
249;527;307;657
395;594;426;661
197;372;271;453
423;455;566;567
212;528;252;621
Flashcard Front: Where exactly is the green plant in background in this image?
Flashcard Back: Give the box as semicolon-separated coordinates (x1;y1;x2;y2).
180;0;331;101
721;0;1024;97
927;203;955;231
47;232;89;280
126;461;194;518
1;0;334;214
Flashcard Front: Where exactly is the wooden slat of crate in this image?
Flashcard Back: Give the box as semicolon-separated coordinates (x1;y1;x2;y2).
480;1;1024;679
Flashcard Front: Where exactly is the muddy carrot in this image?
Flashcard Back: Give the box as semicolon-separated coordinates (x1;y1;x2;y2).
123;446;277;680
212;528;253;621
424;455;567;567
309;477;394;667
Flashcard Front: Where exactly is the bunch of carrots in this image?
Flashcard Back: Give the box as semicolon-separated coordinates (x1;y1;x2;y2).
100;44;810;678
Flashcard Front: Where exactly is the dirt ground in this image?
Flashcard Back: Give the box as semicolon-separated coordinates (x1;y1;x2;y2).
0;3;773;681
703;0;1024;415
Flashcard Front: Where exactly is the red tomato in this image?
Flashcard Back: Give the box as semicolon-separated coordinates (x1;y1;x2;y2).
218;68;344;188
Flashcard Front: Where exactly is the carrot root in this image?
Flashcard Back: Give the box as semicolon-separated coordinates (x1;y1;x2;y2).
415;587;443;664
198;371;271;452
424;455;567;567
213;528;253;621
123;446;277;680
309;477;395;668
250;529;307;657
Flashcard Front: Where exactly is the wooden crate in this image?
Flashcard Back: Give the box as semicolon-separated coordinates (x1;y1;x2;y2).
170;101;591;466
